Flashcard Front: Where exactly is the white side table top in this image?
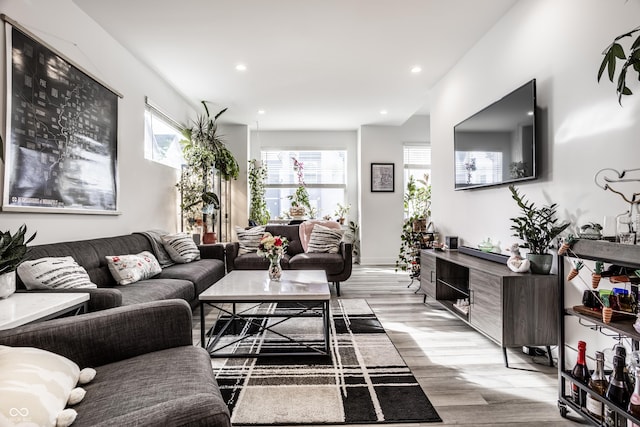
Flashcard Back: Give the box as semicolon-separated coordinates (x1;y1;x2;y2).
200;270;330;301
0;292;90;330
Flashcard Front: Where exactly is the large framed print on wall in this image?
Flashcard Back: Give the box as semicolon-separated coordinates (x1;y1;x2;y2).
2;16;122;214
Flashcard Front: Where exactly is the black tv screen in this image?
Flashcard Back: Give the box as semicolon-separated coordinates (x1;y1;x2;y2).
454;79;536;190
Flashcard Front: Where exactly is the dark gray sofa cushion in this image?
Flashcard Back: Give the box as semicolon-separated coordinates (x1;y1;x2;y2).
72;346;228;427
158;259;225;295
118;279;195;306
289;252;345;275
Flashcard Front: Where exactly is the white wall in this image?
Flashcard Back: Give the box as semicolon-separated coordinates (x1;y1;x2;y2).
0;0;196;244
359;114;430;265
429;0;640;363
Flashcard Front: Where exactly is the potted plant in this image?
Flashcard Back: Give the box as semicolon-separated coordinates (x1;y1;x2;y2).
287;157;316;218
334;202;351;224
508;185;570;274
396;174;431;274
179;102;239;242
0;224;36;298
248;159;270;225
597;24;640;104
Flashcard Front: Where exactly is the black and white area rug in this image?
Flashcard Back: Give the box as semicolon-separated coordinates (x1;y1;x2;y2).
210;299;442;425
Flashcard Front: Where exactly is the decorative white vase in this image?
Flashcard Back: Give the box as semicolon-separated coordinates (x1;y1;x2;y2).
0;271;16;299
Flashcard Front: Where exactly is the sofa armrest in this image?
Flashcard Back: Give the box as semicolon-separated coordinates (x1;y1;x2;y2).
0;299;193;368
199;242;225;261
225;242;240;272
16;287;122;312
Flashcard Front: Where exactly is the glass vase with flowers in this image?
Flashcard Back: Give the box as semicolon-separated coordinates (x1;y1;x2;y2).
257;233;289;281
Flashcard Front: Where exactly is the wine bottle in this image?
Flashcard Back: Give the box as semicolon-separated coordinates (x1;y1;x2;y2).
605;355;630;427
614;345;634;396
586;351;608;420
572;340;589;407
628;351;640;427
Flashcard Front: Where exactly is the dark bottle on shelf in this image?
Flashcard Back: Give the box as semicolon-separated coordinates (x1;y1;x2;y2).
628;351;640;427
586;351;608;421
572;340;589;407
605;355;630;427
614;345;634;395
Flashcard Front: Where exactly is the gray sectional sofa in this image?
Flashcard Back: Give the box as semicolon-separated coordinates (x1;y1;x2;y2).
0;299;231;427
17;233;226;312
225;224;352;296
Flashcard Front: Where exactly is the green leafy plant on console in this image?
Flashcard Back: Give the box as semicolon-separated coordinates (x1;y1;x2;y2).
0;224;37;275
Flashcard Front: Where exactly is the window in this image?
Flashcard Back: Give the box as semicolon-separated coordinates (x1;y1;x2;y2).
403;144;431;188
261;150;347;219
144;99;184;169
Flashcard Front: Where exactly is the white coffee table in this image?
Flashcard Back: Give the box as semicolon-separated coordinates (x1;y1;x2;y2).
0;292;89;330
199;270;331;358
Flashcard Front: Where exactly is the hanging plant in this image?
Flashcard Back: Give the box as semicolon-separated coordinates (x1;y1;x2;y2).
248;159;270;225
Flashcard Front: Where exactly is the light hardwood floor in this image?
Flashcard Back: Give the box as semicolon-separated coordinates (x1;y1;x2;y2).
195;265;586;426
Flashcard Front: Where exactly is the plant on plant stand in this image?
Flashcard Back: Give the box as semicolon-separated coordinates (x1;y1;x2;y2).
0;224;36;298
179;102;239;243
396;174;432;277
288;157;316;218
334;202;351;225
508;185;570;274
248;159;270;225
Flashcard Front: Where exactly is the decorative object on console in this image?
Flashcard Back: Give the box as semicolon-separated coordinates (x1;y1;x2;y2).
597;24;640;104
446;236;459;250
579;223;603;240
0;224;36;298
558;234;577;256
477;238;494;253
508;185;570;274
505;242;531;273
257;233;288;281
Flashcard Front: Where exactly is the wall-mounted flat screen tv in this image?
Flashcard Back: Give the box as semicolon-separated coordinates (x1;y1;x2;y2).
454;79;536;190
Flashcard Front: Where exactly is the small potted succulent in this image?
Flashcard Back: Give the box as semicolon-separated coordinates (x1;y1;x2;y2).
508;185;570;274
0;224;36;298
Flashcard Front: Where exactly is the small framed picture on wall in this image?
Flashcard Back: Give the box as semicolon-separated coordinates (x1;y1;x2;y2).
371;163;394;192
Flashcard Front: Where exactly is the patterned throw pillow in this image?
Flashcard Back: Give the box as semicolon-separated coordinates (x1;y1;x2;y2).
162;233;201;263
307;224;345;254
235;226;266;255
17;257;98;290
105;251;162;285
0;345;89;427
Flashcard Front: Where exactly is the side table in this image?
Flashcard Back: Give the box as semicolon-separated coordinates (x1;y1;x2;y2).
0;292;90;330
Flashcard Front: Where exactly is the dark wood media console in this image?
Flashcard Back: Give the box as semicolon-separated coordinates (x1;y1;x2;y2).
420;248;558;367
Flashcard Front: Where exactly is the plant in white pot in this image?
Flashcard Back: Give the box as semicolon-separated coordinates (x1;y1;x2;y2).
508;185;570;274
0;224;36;298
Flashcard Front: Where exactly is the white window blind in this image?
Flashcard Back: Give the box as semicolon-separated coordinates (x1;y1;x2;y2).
454;151;503;185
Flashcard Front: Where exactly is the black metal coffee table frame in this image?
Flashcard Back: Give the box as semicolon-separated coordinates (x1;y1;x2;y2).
200;300;331;358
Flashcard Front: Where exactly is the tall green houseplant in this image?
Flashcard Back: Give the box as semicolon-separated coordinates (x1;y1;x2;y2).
248;159;270;225
508;185;570;274
396;175;431;274
179;102;239;236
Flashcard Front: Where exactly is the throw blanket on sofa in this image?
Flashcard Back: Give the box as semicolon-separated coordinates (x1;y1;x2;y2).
298;220;342;252
136;230;175;268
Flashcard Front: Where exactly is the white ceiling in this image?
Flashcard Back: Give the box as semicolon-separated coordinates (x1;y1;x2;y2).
73;0;517;130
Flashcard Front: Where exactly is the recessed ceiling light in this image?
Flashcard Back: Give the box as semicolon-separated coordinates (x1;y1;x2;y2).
411;66;422;74
235;64;247;71
380;110;388;115
527;111;534;116
258;109;266;115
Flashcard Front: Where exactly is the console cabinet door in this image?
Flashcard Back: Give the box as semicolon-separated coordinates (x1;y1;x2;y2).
420;252;436;298
469;269;502;344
